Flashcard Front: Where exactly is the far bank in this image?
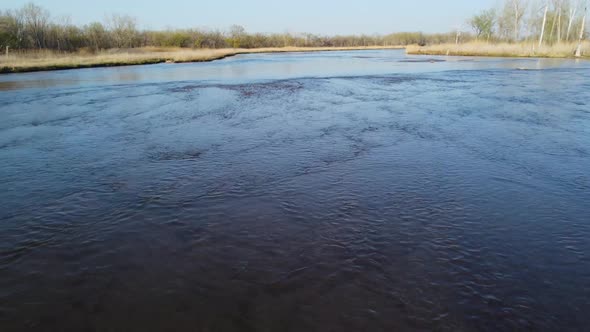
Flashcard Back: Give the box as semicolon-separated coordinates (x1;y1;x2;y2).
0;46;404;74
407;42;590;59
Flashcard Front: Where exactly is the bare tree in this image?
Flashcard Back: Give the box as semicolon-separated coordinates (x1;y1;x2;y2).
106;14;139;48
540;1;549;46
1;10;25;49
513;0;528;41
498;0;528;41
549;1;559;42
575;2;587;56
21;2;50;48
470;9;496;40
566;0;580;40
0;12;16;49
228;25;245;48
85;22;109;50
52;15;71;51
556;0;563;42
0;2;481;52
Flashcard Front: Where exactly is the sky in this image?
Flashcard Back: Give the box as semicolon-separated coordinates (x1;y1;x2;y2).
5;0;498;35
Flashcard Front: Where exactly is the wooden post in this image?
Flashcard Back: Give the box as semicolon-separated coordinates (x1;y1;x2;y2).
5;46;8;57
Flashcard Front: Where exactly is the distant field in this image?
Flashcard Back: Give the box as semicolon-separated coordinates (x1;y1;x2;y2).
407;42;590;58
0;46;404;74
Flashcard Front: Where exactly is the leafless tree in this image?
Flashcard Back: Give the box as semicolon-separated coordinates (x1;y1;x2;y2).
556;0;563;42
512;0;528;40
498;0;528;41
106;14;139;48
228;25;245;48
21;2;50;48
566;0;580;40
540;1;549;46
575;2;587;56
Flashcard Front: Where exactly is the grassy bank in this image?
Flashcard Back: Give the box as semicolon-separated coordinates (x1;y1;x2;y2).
406;42;590;58
0;46;404;74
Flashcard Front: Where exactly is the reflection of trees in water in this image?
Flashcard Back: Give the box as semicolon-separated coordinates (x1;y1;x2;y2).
0;79;76;91
113;68;143;82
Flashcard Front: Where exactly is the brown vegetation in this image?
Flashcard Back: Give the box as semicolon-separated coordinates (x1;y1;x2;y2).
1;1;588;74
0;46;404;74
406;41;590;58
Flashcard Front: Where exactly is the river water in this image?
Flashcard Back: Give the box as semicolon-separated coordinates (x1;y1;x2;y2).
1;50;589;331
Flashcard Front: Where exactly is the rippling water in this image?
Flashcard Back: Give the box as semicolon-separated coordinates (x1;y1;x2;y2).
1;50;590;331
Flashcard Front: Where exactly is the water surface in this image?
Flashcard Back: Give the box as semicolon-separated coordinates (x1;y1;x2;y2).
1;50;590;331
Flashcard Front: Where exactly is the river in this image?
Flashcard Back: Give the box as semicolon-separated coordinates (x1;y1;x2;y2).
1;50;589;331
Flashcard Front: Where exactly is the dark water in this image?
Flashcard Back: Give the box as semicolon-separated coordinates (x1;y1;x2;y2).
1;50;590;331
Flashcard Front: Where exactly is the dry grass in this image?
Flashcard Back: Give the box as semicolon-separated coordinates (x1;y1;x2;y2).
406;41;590;58
0;46;404;74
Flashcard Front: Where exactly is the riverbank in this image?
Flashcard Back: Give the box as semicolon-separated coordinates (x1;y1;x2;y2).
0;46;404;74
406;42;590;58
3;43;587;74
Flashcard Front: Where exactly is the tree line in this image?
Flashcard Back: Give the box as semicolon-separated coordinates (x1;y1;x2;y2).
2;2;587;53
0;3;474;52
469;0;587;45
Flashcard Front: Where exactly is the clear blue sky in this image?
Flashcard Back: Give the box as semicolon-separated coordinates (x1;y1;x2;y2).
6;0;497;34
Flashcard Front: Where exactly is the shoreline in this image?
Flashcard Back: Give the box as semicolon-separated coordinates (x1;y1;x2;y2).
0;46;404;74
2;43;588;75
406;42;590;59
